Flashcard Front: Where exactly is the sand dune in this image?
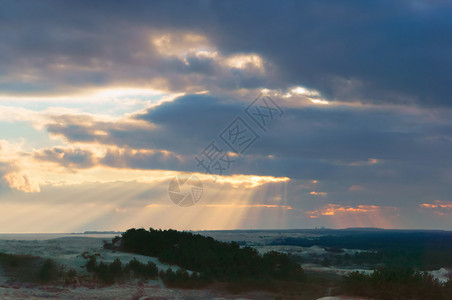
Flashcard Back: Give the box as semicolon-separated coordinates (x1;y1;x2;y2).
0;236;271;299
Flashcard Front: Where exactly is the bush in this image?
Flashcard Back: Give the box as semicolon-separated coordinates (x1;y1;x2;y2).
65;268;78;285
95;261;114;284
160;268;212;289
37;259;59;282
85;255;97;273
109;258;123;279
0;253;63;284
125;258;158;279
344;267;445;299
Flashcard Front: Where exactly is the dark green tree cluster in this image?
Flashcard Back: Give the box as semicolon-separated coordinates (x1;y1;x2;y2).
344;267;447;299
85;255;158;284
114;228;304;282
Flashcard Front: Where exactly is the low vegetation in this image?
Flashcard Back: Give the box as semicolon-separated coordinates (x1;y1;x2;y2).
0;253;64;283
343;267;448;300
159;268;211;288
84;255;158;284
272;231;452;269
37;259;59;282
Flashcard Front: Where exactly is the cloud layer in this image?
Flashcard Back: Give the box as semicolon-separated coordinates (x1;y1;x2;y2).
0;1;451;231
1;0;451;106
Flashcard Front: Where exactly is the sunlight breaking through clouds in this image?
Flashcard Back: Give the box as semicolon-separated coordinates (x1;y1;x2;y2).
0;0;451;232
307;204;381;218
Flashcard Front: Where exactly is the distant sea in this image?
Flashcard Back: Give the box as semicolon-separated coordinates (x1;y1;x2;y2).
0;233;120;240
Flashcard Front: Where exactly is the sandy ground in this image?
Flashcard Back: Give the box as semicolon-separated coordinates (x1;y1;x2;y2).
0;237;273;299
0;236;180;274
429;267;452;283
0;284;273;299
316;297;372;300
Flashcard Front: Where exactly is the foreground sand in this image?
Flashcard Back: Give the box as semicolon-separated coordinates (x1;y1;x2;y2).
0;284;274;299
0;237;274;299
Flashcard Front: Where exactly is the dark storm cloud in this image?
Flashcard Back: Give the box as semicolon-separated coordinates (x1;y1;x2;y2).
1;0;451;105
139;95;452;167
44;94;452;185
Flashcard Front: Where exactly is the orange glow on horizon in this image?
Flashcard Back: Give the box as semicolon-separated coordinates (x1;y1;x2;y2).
306;204;398;229
307;204;380;218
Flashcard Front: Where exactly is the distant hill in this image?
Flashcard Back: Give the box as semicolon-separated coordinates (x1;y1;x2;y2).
343;227;385;231
82;231;123;234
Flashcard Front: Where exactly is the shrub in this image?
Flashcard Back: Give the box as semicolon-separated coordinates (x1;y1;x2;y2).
125;258;158;279
343;267;445;299
37;259;59;282
84;255;158;284
160;268;211;289
65;268;78;285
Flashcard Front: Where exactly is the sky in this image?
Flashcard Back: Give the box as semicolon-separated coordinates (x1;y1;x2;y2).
0;0;451;232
